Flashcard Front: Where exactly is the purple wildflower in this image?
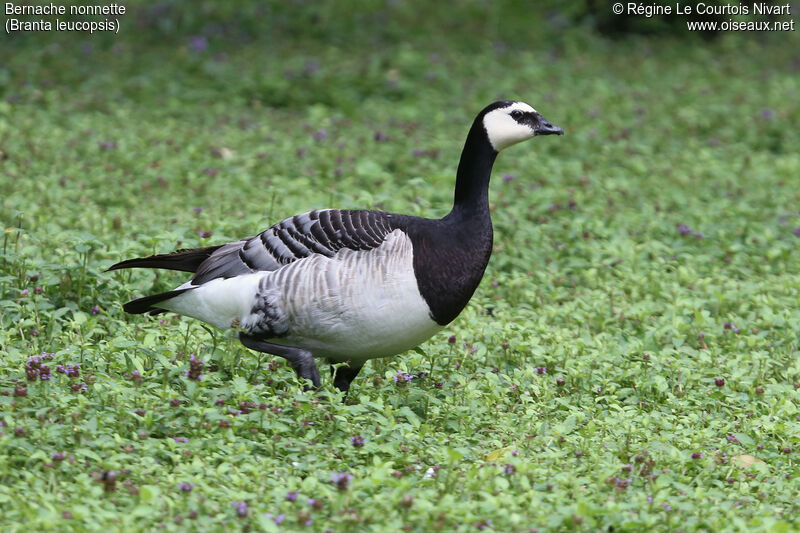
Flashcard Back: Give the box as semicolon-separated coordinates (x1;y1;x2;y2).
26;356;42;381
52;451;66;461
91;305;100;315
58;364;80;378
24;359;42;381
179;482;194;492
71;383;87;393
311;129;328;142
607;476;632;491
303;59;320;75
266;513;286;525
173;437;189;443
184;354;205;381
193;206;203;213
128;369;143;383
20;289;29;297
351;435;365;447
793;227;800;237
502;173;515;183
286;491;298;502
503;463;516;475
727;435;739;443
331;472;353;490
189;36;208;53
691;452;703;459
678;224;692;236
723;321;740;333
534;366;547;374
393;371;414;384
233;501;248;517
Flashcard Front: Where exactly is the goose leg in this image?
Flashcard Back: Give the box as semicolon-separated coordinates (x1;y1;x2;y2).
331;362;363;393
238;333;321;388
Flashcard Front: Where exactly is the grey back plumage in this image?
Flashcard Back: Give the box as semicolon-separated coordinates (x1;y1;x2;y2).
190;209;398;285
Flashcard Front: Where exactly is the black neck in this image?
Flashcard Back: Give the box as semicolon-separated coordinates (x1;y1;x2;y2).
448;118;498;219
405;115;500;326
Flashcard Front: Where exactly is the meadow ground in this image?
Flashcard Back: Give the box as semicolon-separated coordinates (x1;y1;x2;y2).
1;3;799;532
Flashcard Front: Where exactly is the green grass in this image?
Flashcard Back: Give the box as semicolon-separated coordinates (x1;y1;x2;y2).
1;3;799;531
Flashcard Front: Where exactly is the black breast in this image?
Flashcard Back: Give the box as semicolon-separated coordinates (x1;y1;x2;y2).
401;215;493;326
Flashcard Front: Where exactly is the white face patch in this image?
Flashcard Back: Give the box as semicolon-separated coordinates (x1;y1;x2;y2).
482;101;538;152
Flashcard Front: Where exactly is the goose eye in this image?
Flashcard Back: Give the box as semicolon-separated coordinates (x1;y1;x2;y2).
510;110;523;119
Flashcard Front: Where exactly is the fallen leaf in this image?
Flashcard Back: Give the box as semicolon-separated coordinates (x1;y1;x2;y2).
485;448;511;462
732;455;767;469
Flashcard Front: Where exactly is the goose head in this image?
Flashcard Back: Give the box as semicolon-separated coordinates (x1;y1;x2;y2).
481;100;563;152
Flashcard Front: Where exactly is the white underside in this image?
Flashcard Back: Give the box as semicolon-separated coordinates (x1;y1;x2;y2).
159;230;443;363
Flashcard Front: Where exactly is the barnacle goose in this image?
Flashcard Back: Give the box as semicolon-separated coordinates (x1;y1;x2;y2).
109;101;563;392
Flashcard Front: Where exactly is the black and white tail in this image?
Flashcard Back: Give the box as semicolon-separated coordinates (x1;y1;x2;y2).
108;247;221;315
122;288;194;315
107;245;223;274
